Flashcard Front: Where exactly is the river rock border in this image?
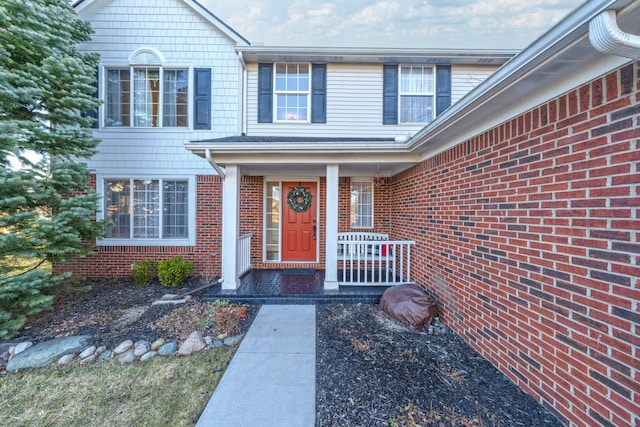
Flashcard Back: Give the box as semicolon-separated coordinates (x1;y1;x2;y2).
1;330;244;373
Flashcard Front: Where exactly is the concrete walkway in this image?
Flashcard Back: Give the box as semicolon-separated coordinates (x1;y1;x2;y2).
196;305;316;427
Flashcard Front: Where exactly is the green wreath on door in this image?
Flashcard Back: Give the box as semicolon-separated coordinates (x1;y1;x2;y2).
287;186;313;212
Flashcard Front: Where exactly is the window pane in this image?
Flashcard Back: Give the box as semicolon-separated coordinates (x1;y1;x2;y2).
163;180;188;238
276;94;308;121
163;69;188;127
400;96;433;123
133;179;160;238
106;69;130;127
274;63;309;121
133;67;160;127
265;182;280;261
104;180;131;238
350;181;373;228
400;66;433;93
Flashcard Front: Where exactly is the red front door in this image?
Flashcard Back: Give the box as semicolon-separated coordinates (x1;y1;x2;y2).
282;182;317;262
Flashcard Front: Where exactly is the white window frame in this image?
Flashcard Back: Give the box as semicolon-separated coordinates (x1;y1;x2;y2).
350;179;374;229
96;175;196;246
103;65;190;129
273;63;311;123
399;65;435;124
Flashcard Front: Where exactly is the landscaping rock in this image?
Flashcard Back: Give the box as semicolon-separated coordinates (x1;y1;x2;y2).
6;335;91;372
81;354;97;365
95;346;107;356
99;350;112;360
178;331;206;355
117;349;135;363
150;338;165;351
212;340;224;348
79;346;96;359
14;342;33;355
114;340;133;354
58;354;75;365
158;342;178;356
223;334;244;347
140;351;157;362
134;340;150;357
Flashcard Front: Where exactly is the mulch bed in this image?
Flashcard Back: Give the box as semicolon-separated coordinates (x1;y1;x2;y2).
316;304;562;427
9;279;561;426
13;277;258;350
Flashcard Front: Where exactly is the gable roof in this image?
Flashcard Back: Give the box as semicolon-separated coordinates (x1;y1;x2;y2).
73;0;250;46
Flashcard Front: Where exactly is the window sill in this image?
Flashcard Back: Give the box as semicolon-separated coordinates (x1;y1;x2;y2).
97;238;194;247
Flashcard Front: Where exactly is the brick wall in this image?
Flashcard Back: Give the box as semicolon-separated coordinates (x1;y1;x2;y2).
391;62;639;427
61;175;223;278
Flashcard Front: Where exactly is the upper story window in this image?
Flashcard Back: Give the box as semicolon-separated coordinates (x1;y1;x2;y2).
399;65;434;123
106;67;188;128
383;64;450;125
275;63;309;121
100;47;211;130
258;63;326;124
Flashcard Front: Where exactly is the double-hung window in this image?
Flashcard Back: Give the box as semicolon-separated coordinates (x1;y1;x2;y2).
103;178;190;241
350;180;374;229
105;67;188;128
383;64;449;125
275;63;310;121
399;65;434;123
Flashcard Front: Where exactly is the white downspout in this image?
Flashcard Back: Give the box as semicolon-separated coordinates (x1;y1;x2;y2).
589;9;640;59
205;149;225;179
238;51;248;136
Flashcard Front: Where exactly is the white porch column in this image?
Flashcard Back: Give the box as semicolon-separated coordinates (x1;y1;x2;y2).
221;164;240;290
324;164;339;290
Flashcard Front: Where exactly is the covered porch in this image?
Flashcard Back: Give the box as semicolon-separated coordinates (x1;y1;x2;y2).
185;137;420;292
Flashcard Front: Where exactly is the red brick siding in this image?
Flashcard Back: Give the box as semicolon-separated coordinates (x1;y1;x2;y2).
60;175;223;278
391;62;639;427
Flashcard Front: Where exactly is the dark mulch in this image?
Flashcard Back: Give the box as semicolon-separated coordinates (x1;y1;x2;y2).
11;280;562;427
13;277;258;350
316;304;562;427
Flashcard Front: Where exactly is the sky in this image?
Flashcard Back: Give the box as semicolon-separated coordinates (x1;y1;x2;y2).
202;0;585;50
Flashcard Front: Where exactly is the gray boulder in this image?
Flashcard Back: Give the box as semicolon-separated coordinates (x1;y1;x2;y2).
158;342;178;356
6;335;91;372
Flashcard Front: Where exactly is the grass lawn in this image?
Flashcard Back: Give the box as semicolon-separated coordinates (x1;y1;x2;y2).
0;347;235;426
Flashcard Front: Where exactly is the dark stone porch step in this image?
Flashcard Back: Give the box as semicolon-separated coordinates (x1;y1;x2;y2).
203;287;386;305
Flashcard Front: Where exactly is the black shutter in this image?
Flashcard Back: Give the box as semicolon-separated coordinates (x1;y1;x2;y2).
435;65;451;116
311;64;326;123
257;63;273;123
193;68;211;130
383;64;398;124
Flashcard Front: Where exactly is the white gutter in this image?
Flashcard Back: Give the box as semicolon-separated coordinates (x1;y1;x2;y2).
205;149;226;179
405;0;634;154
589;9;640;59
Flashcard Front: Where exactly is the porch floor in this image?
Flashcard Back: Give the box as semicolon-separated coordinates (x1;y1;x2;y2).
203;269;388;305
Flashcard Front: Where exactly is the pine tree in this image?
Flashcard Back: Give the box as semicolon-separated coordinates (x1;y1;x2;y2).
0;0;103;339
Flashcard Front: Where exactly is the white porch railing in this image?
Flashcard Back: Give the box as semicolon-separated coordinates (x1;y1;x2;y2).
337;234;415;286
237;233;253;277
